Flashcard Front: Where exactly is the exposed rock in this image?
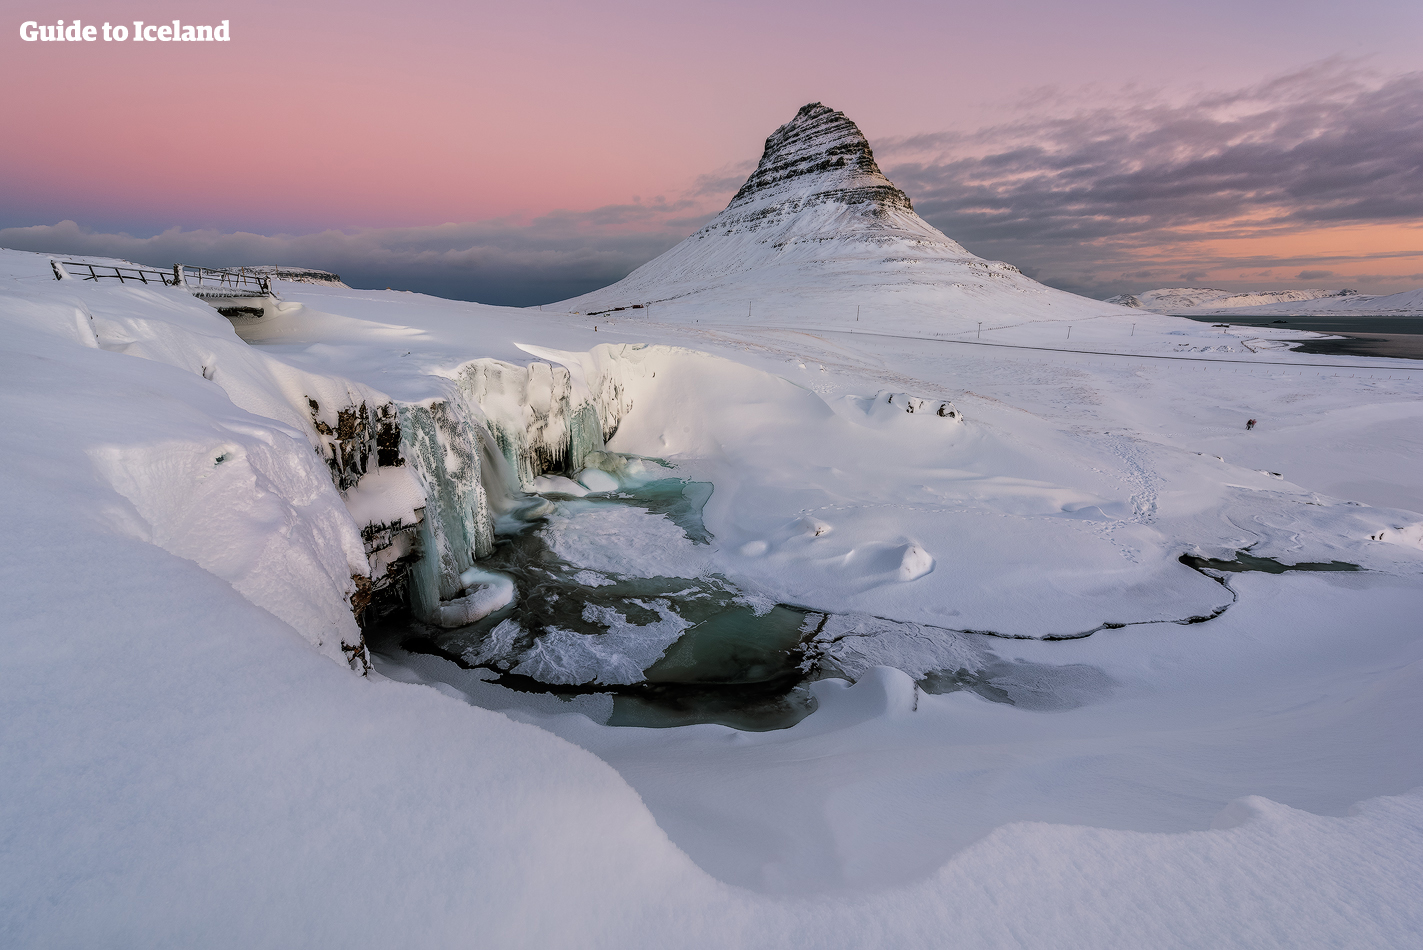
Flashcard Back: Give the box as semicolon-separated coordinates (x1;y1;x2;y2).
306;397;401;491
720;102;917;228
228;265;347;287
1105;294;1143;308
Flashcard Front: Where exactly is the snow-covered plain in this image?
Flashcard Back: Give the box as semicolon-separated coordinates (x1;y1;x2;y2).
5;104;1423;948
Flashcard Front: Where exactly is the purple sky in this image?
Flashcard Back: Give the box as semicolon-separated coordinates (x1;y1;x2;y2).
4;0;1421;303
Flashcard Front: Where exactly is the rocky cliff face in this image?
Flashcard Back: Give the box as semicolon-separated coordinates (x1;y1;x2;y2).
671;101;968;255
716;103;918;230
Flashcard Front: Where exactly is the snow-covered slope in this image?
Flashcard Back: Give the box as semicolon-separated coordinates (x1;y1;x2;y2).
559;103;1123;330
6;216;1423;944
1106;287;1341;312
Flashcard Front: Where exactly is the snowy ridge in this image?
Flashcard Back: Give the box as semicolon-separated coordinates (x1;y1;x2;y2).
233;265;348;287
559;103;1122;330
1107;287;1345;312
1111;285;1423;316
1194;285;1423;316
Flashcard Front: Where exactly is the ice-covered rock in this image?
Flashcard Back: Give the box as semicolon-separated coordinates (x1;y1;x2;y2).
430;567;516;628
871;391;962;421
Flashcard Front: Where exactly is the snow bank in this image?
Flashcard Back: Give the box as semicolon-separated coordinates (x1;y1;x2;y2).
0;266;382;663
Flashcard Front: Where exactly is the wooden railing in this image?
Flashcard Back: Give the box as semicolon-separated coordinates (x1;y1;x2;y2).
180;265;271;294
51;260;272;295
54;260;182;286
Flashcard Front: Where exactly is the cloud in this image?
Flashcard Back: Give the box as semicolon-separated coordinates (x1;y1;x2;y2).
875;60;1423;297
0;204;717;306
689;160;758;197
883;62;1423;238
6;62;1420;304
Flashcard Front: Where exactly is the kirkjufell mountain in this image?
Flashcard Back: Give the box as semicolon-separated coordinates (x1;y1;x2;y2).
560;102;1122;329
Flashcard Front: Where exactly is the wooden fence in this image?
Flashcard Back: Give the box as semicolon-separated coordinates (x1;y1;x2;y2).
52;260;272;295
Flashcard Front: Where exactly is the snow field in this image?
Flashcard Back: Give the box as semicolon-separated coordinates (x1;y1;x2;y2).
4;246;1423;946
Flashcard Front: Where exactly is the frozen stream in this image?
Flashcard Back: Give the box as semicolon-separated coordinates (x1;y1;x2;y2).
367;471;1178;729
371;468;1372;735
370;477;819;729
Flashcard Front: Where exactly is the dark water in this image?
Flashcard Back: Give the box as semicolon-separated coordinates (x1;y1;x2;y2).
367;478;820;730
1179;313;1423;360
1289;334;1423;361
1179;552;1361;574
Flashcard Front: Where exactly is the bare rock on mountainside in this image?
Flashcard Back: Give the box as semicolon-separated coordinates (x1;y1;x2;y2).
558;103;1121;328
1104;293;1143;308
719;101;919;223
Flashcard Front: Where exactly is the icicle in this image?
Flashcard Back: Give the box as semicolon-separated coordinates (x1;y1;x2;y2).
398;400;494;619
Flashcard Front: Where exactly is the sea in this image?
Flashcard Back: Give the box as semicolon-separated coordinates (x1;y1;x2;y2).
1179;313;1423;360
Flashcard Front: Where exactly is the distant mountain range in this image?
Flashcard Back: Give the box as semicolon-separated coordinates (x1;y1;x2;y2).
1106;286;1423;316
1104;288;1349;311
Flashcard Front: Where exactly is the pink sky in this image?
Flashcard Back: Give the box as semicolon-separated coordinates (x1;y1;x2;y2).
4;0;1422;300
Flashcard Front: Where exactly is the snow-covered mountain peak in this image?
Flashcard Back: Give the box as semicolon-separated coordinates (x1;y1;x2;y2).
557;103;1120;328
693;102;957;252
720;102;915;223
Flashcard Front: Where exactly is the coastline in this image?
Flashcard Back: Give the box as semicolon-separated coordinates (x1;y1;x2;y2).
1179;313;1423;360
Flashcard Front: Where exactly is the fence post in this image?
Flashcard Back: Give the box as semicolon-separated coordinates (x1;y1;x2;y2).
50;260;71;281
